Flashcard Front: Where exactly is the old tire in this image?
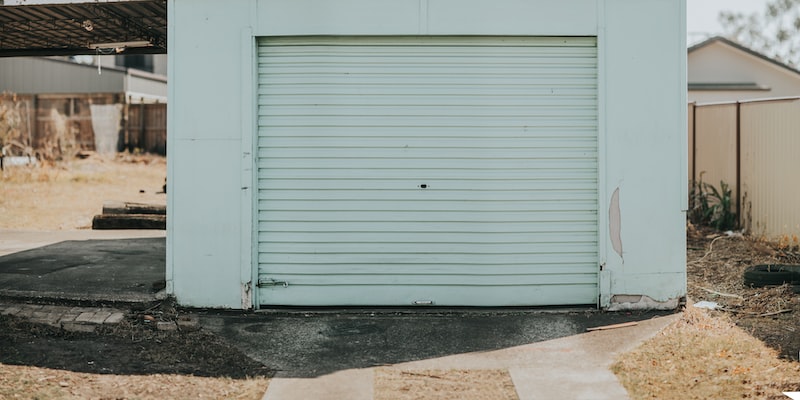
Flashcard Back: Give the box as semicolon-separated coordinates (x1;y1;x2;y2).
743;264;800;287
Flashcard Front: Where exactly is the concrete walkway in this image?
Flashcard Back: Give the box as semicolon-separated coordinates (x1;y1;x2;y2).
272;314;679;400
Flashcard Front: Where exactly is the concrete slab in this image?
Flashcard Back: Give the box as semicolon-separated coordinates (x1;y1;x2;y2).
0;230;166;256
263;369;374;400
89;311;112;324
105;312;125;324
0;230;166;303
75;312;96;323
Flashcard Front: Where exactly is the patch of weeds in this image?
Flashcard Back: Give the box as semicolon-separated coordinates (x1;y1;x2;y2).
689;178;737;231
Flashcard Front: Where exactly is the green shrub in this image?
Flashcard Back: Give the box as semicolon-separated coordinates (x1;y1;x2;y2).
689;179;737;231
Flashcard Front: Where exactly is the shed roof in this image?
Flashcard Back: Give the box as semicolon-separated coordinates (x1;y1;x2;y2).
0;0;166;57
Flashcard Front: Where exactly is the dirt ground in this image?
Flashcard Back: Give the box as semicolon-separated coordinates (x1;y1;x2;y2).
0;299;273;399
0;153;166;230
3;156;800;398
685;224;800;362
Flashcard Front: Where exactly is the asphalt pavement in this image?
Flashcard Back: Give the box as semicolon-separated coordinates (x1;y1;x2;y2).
0;230;166;303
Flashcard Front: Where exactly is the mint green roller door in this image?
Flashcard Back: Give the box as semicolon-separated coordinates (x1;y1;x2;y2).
256;36;598;306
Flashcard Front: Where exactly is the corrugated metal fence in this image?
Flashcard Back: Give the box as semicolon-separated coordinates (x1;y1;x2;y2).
690;98;800;239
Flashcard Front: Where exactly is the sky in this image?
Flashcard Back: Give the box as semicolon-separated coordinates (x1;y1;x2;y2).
687;0;770;44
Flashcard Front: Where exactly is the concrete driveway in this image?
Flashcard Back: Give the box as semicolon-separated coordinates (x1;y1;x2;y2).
0;230;165;302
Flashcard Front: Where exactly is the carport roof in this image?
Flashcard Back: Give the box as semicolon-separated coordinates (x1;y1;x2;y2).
0;0;166;57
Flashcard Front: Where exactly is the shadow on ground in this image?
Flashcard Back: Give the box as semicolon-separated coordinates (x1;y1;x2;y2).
201;309;675;378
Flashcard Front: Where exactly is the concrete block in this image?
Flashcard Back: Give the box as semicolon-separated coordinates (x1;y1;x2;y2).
30;311;51;320
62;321;97;333
46;306;72;315
40;312;66;327
89;312;112;325
58;313;79;323
75;312;96;323
1;306;23;316
156;321;178;331
104;312;125;324
69;307;97;314
176;315;199;331
16;305;43;318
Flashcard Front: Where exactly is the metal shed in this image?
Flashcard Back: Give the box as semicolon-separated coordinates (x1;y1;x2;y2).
167;0;687;310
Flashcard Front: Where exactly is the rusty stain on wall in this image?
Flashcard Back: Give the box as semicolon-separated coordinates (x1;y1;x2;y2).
609;187;623;260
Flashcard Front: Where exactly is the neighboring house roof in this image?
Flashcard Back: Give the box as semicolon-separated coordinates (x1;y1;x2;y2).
688;36;800;103
689;36;800;78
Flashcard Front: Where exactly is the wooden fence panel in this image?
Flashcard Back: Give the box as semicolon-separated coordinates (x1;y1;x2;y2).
125;103;166;155
3;93;166;159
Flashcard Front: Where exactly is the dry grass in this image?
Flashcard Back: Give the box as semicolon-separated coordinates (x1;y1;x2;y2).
0;154;166;230
612;225;800;399
374;368;519;400
613;305;800;400
0;363;269;400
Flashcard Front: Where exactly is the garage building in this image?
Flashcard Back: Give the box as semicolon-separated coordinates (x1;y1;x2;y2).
167;0;687;309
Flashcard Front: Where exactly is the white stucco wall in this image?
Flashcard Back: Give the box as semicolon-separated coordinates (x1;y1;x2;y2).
689;40;800;103
168;0;687;309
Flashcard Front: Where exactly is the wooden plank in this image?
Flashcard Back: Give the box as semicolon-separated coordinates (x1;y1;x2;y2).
102;201;166;215
585;321;639;332
92;214;166;230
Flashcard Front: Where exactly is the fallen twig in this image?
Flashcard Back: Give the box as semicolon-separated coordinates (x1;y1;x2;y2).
694;285;744;300
759;309;793;317
719;307;793;317
586;321;639;332
688;236;727;265
143;301;163;313
400;371;444;379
